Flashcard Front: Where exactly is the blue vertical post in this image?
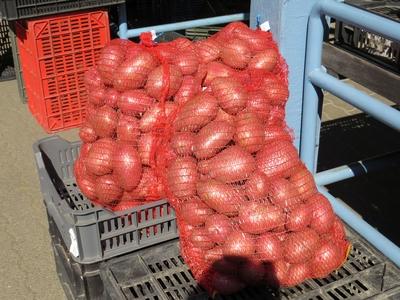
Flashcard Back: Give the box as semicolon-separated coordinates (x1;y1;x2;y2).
118;3;128;40
250;0;319;153
301;2;326;172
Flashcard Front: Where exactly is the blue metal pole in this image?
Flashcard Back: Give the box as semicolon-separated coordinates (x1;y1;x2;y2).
320;0;400;42
125;13;248;38
300;4;326;172
316;165;359;186
319;187;400;267
315;151;400;186
310;70;400;131
118;3;128;39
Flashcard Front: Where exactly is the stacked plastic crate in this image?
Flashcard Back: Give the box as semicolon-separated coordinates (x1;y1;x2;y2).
0;0;125;131
34;136;179;299
99;228;400;300
15;11;110;132
34;137;400;300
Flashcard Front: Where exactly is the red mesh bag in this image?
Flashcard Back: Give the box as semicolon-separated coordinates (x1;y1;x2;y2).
153;23;351;295
74;35;188;211
75;22;350;293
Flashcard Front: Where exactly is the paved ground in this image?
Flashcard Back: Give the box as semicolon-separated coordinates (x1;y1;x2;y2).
322;79;396;122
0;77;398;299
0;79;77;300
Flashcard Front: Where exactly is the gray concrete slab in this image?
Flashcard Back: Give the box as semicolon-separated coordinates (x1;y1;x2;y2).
322;79;396;122
0;79;77;300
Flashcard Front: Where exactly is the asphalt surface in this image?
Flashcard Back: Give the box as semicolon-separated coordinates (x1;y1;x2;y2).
0;80;76;299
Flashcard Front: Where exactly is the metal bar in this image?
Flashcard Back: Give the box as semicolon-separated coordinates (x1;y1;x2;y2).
315;151;400;186
316;165;359;186
320;0;400;42
319;187;400;267
310;69;400;131
300;3;326;172
118;3;128;39
322;42;400;105
124;13;248;38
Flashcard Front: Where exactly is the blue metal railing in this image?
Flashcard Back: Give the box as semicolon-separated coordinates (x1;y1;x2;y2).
315;151;400;186
117;3;248;39
302;0;400;266
319;186;400;267
301;0;400;173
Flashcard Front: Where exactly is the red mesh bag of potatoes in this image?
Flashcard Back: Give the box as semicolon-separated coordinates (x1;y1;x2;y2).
154;23;351;295
74;36;192;210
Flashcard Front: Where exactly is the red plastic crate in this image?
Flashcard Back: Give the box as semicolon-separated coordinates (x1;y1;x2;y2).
16;10;110;132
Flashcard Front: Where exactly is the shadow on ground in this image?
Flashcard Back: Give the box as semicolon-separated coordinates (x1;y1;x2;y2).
317;106;400;246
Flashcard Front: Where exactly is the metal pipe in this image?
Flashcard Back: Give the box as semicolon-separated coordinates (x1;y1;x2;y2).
310;70;400;131
319;187;400;267
125;13;249;38
315;151;400;186
316;165;359;186
320;0;400;42
300;3;325;172
118;3;128;39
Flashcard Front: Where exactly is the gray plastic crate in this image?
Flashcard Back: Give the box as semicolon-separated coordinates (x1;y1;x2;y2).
49;213;104;300
33;135;178;264
100;227;400;300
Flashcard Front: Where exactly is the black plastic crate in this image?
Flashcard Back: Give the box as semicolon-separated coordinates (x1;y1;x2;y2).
100;227;400;300
0;19;15;81
0;0;125;21
49;214;104;300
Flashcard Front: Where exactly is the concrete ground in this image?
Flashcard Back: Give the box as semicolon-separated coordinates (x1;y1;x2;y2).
322;79;396;122
0;79;77;299
0;77;398;299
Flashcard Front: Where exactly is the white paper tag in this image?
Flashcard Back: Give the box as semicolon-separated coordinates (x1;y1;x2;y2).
260;21;270;32
68;228;79;257
150;30;157;41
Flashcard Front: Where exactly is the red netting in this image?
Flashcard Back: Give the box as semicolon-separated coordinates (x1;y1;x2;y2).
75;33;196;210
154;23;350;295
74;37;172;211
74;22;350;294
